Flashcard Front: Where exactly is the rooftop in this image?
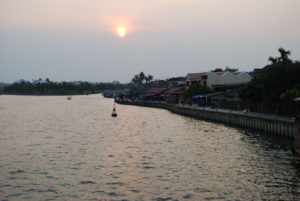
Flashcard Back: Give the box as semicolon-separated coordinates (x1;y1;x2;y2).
145;88;169;94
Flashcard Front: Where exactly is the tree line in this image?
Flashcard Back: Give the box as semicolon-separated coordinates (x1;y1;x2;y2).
3;79;131;95
238;47;300;116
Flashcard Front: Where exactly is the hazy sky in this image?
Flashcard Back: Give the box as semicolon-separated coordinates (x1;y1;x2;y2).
1;0;300;83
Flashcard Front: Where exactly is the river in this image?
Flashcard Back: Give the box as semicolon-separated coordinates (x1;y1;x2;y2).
0;95;299;200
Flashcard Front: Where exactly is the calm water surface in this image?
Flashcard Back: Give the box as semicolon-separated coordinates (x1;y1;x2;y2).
0;95;299;200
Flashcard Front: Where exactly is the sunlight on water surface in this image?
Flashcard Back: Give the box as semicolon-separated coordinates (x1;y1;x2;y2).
0;95;299;200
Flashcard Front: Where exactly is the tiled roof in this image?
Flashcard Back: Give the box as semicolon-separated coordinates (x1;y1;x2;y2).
164;88;184;94
186;73;206;78
215;72;225;76
232;72;241;76
214;72;244;77
145;88;168;94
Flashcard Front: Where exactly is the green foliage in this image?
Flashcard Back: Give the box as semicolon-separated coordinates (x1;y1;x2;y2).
238;78;262;102
212;68;223;72
279;85;300;115
3;79;131;95
238;47;300;115
212;66;239;72
268;47;293;65
280;88;300;101
219;98;239;110
184;83;213;98
131;72;154;88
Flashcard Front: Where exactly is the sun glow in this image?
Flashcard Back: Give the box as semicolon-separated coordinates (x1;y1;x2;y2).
117;27;126;37
106;16;133;38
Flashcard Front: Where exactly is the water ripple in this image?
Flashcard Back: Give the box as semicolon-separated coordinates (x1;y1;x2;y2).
79;180;97;184
0;95;299;200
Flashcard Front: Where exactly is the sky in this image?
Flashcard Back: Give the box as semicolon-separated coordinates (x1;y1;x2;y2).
1;0;300;83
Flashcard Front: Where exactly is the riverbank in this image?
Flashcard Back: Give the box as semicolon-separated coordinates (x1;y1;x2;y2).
116;99;296;138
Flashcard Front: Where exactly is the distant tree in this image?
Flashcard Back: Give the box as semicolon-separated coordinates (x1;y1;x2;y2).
268;47;293;65
131;72;154;88
212;68;223;72
138;72;146;83
184;83;213;98
4;78;130;95
225;66;239;72
212;66;239;72
145;74;153;84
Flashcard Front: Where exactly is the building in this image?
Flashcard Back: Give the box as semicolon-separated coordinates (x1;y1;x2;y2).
112;80;120;84
185;71;252;90
185;73;208;88
144;88;169;95
103;89;128;98
166;77;185;87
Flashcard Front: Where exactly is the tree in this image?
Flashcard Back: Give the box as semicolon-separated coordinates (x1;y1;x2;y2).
4;78;130;95
131;72;154;88
184;83;213;98
145;74;153;84
238;48;300;115
212;68;223;72
280;86;300;115
268;47;293;65
212;66;239;72
138;72;146;83
238;78;262;102
225;66;239;72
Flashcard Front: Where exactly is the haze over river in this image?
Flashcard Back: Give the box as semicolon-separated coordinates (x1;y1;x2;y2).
0;95;299;200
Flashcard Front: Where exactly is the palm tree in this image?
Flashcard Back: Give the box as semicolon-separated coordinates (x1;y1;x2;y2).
145;75;153;84
138;72;146;84
268;47;293;65
278;47;292;65
131;72;154;88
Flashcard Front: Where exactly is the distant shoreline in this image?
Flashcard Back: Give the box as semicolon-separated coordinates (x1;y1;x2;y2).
0;93;76;96
0;93;101;96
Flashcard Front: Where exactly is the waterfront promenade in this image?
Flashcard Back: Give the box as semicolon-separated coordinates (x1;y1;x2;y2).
116;99;296;138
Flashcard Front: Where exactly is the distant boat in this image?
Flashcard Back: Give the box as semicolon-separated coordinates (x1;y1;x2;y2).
112;103;117;117
67;96;72;100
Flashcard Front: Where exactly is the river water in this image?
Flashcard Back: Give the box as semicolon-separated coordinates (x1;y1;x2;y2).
0;95;299;200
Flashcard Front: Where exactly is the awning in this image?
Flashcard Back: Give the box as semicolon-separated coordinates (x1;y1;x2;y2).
192;94;205;99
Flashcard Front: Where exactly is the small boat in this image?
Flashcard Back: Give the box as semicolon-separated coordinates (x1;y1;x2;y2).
67;96;72;100
112;103;117;117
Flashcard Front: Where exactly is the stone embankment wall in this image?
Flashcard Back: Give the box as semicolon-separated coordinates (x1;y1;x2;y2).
116;99;296;138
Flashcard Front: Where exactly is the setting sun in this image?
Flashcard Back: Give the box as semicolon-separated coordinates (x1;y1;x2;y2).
116;27;126;38
107;16;132;38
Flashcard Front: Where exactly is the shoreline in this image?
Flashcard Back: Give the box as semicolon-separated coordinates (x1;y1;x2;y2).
116;99;296;139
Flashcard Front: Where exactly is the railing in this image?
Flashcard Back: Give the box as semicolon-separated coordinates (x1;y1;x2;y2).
116;99;296;138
